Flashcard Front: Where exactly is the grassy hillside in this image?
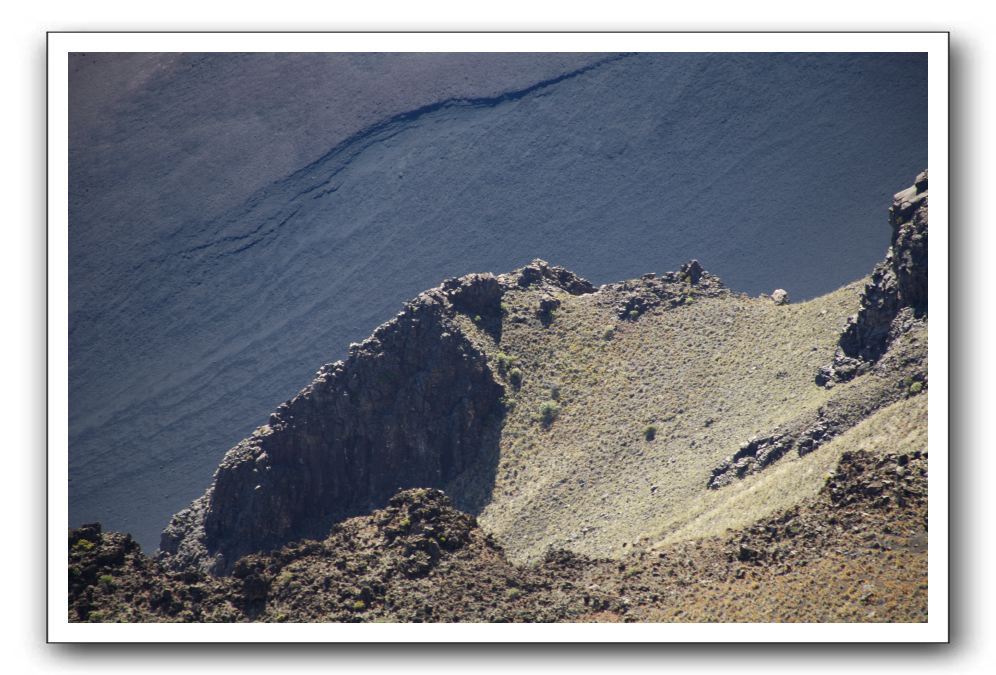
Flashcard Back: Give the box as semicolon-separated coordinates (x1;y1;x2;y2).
451;268;922;563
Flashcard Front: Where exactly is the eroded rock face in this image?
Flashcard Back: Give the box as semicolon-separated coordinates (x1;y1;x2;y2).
159;273;510;574
710;171;929;489
159;264;598;574
817;170;928;386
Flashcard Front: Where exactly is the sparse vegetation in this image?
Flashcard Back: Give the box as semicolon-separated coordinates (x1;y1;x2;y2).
509;368;523;388
495;351;519;375
643;425;657;441
538;401;561;427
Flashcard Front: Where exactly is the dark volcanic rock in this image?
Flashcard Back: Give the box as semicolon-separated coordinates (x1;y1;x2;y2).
159;263;599;574
817;170;928;386
610;259;728;321
512;258;596;296
159;273;510;574
71;447;928;623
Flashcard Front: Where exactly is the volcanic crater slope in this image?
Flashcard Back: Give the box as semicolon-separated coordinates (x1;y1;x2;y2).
159;171;928;576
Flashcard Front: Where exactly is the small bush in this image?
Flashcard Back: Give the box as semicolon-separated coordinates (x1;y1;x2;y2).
506;588;522;600
73;539;95;552
98;574;114;586
549;384;561;401
473;314;482;323
509;368;523;387
539;400;561;426
643;425;658;441
352;600;367;611
399;517;411;528
495;351;518;375
909;381;924;395
602;326;616;340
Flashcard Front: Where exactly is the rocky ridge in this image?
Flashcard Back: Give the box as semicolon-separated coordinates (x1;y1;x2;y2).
707;171;929;487
155;172;930;581
160;260;594;574
817;170;928;385
70;443;927;622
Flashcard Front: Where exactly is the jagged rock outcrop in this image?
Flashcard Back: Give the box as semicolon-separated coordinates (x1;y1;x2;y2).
817;170;928;386
609;259;728;321
159;262;595;574
708;336;926;489
510;259;596;295
709;171;929;488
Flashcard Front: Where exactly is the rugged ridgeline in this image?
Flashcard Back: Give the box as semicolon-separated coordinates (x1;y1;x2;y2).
819;170;929;384
159;262;595;573
71;439;928;622
159;171;930;574
707;172;929;487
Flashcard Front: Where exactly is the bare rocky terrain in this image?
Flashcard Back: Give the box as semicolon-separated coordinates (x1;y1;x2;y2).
70;171;930;623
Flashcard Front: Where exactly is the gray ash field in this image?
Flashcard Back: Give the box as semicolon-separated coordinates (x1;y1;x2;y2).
69;53;927;554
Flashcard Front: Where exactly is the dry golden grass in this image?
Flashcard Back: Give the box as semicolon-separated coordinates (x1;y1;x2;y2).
654;393;928;547
452;273;887;563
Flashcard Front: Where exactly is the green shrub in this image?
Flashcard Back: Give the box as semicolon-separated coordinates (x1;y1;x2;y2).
473;314;482;323
352;600;367;611
506;588;522;600
509;368;523;387
539;401;561;426
909;381;924;395
399;517;411;528
643;425;658;441
602;326;615;340
495;351;518;375
73;538;95;552
98;574;114;586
